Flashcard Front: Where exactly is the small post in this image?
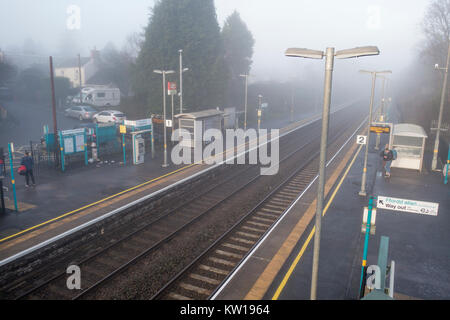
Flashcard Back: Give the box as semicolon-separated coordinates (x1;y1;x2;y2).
7;143;18;211
59;132;65;172
84;131;88;166
122;133;126;165
359;195;375;298
445;144;450;184
151;116;155;159
49;56;60;168
0;179;5;214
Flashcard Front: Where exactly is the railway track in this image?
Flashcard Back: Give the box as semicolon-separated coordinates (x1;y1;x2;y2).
6;104;364;300
151;114;365;300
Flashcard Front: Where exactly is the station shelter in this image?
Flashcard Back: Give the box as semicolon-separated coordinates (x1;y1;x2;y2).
174;109;224;148
389;123;427;172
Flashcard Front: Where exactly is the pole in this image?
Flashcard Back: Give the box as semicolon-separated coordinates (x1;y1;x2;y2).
122;133;126;165
171;92;174;141
291;85;294;123
359;73;377;196
0;179;5;214
78;53;82;102
359;196;375;298
49;56;60;168
7;143;18;211
310;47;334;300
162;72;168;167
375;77;387;151
179;49;183;114
258;95;262;131
432;39;450;171
244;75;248;130
151;115;155;159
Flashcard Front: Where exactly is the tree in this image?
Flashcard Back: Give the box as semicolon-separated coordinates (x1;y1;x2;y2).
421;0;450;64
0;61;17;86
99;42;133;96
132;0;228;114
221;11;255;107
407;0;450;131
222;11;254;78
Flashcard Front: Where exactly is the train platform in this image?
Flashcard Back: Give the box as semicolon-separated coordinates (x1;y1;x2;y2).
0;109;329;263
215;134;450;300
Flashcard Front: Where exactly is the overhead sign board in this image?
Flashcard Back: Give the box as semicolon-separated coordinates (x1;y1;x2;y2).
370;125;390;134
377;196;439;216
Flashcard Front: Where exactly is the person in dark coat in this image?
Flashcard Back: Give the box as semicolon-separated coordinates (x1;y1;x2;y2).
380;144;394;177
21;151;35;187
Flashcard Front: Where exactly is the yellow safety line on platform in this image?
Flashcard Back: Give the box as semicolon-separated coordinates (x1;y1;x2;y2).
271;144;363;300
0;163;196;244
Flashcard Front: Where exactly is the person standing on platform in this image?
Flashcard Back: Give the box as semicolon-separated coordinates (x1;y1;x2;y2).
380;144;394;177
21;151;35;187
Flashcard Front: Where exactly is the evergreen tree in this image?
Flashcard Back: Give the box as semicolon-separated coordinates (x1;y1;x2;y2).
132;0;228;114
221;10;255;107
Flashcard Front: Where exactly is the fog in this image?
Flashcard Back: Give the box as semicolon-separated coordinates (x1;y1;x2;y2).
0;0;430;82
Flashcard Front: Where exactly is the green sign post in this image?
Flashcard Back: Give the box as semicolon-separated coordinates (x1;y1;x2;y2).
359;195;375;298
7;143;18;211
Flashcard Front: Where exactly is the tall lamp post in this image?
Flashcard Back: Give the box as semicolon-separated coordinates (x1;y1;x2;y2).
286;45;380;300
178;49;189;114
358;70;391;196
257;94;263;131
240;74;249;130
432;39;450;171
154;69;175;167
375;75;390;150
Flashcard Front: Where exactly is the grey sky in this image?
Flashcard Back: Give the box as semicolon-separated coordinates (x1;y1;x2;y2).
0;0;431;82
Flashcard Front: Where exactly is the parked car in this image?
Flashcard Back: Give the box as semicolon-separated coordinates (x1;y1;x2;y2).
92;110;126;124
65;105;98;121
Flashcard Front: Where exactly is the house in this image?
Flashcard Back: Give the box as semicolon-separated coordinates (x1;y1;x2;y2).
55;49;100;88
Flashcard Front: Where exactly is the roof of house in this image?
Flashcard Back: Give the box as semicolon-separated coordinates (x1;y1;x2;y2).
56;57;90;69
85;69;116;87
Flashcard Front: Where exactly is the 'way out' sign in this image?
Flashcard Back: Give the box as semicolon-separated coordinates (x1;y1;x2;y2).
377;196;439;216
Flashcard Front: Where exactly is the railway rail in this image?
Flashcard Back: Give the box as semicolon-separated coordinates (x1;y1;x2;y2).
152;113;366;300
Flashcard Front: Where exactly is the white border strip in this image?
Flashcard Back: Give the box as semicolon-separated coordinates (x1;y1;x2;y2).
210;113;368;300
0;101;359;268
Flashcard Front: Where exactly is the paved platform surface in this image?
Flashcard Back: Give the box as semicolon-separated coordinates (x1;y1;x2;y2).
216;131;450;300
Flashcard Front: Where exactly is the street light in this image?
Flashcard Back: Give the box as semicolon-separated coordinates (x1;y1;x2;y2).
286;45;379;300
179;49;189;114
358;70;391;196
374;75;390;150
240;74;249;130
432;39;450;171
154;69;175;167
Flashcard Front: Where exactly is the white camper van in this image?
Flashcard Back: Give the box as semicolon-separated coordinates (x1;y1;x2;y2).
73;86;120;107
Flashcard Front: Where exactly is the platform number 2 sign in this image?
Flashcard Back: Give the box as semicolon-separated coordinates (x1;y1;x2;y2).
357;135;367;145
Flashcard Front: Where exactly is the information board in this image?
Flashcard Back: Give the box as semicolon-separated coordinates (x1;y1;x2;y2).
377;196;439;216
